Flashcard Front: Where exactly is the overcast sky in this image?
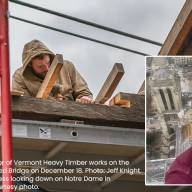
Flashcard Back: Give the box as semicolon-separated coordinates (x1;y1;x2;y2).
9;0;186;98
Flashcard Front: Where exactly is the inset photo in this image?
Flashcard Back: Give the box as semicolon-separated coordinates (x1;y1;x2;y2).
146;56;192;185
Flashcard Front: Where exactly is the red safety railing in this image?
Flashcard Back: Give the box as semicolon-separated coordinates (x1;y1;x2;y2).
0;0;14;191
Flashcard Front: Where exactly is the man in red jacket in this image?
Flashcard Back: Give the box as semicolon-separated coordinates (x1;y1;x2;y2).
165;147;192;184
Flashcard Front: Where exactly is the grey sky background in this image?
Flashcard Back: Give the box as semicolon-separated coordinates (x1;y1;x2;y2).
9;0;186;98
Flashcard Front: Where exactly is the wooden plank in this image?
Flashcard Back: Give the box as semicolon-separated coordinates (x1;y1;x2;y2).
11;96;144;129
36;54;64;99
95;63;124;104
159;0;192;55
109;92;144;109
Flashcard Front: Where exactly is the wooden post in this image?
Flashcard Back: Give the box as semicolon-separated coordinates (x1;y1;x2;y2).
36;54;64;99
95;63;124;104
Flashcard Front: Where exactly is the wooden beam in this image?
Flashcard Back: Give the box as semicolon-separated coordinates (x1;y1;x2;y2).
95;63;124;104
139;0;192;93
45;142;68;159
109;92;130;107
100;152;144;187
159;0;192;55
36;54;64;99
11;96;144;129
109;92;144;108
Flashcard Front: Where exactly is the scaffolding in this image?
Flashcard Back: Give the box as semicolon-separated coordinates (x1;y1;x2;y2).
0;119;145;191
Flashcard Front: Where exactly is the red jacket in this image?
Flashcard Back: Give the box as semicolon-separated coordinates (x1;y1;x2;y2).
165;147;192;184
